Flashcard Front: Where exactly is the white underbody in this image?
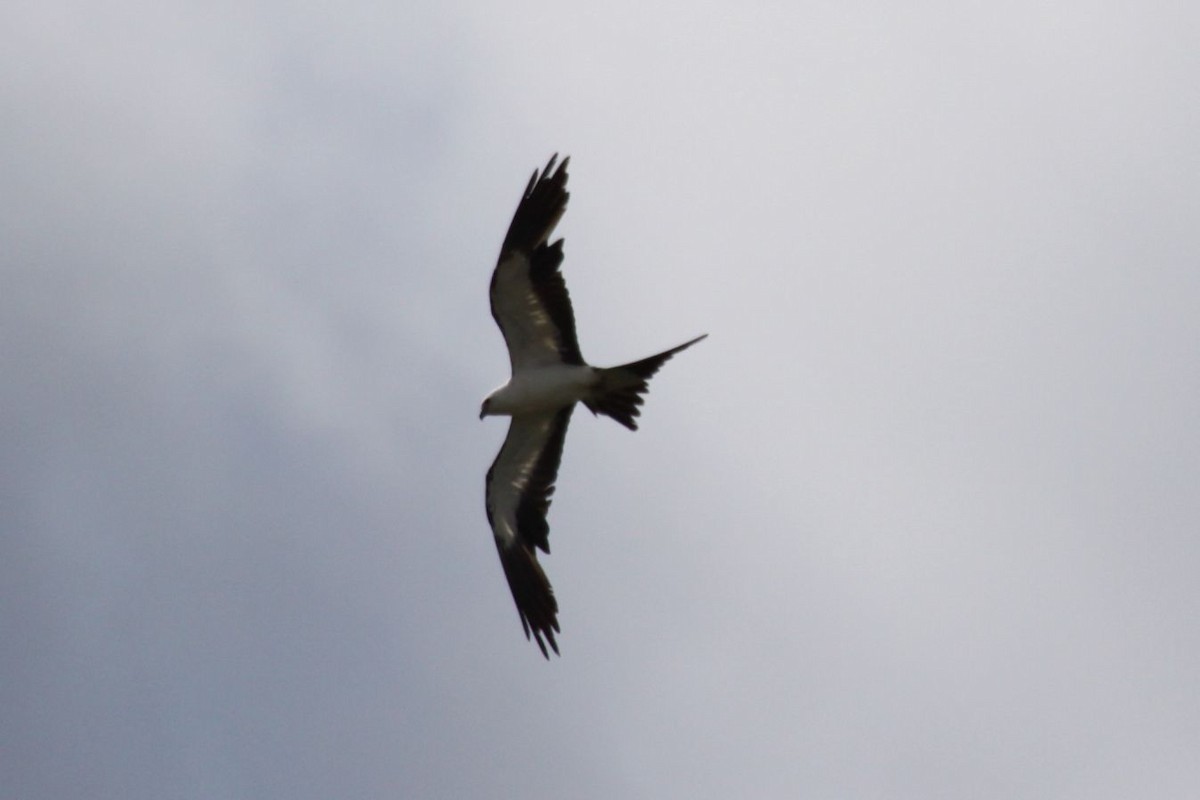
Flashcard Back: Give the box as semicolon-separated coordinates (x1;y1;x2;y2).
486;364;597;416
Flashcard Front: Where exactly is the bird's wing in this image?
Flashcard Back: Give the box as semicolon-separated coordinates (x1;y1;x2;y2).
489;155;585;372
485;407;574;657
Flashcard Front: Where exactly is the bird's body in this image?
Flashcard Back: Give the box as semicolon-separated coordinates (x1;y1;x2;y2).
483;364;597;417
481;155;705;657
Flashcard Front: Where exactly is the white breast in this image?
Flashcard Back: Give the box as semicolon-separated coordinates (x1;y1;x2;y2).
489;365;596;415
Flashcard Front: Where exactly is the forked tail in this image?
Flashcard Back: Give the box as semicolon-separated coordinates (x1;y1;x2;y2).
583;334;707;430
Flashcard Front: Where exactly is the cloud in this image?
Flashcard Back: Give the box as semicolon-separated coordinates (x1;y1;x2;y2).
3;2;1198;798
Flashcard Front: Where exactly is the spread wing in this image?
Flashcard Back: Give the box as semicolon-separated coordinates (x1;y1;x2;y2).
484;407;574;657
489;155;585;372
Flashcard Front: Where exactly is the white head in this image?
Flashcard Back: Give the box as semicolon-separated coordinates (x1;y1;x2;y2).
479;385;508;419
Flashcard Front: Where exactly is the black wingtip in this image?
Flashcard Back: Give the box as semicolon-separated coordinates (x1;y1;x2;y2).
526;613;560;659
529;153;567;190
501;154;572;258
529;624;560;659
497;540;561;659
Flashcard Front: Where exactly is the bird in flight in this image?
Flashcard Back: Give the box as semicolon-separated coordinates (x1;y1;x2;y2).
481;155;706;657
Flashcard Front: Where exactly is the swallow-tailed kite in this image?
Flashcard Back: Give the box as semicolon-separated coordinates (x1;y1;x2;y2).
480;155;706;657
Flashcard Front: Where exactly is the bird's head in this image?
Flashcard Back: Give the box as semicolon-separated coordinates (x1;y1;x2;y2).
481;384;512;419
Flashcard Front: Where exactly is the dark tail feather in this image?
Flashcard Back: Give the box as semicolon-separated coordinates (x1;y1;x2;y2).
583;334;708;431
496;540;560;658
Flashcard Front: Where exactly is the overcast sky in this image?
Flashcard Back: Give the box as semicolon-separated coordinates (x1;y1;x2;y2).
4;2;1199;798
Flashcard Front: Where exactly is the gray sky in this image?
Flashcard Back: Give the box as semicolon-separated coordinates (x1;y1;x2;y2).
4;2;1199;797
